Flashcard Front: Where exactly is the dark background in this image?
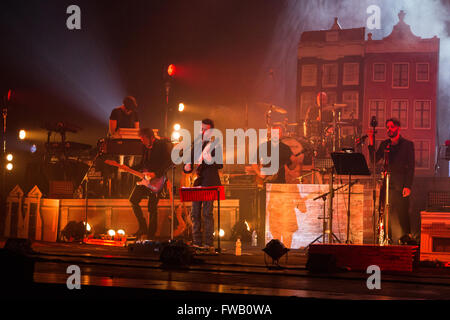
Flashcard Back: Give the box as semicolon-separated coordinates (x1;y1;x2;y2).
1;0;450;192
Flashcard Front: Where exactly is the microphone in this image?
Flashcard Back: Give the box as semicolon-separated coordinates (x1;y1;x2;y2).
370;116;378;128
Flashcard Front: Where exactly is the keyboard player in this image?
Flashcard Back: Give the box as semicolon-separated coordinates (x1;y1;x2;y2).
108;96;140;197
109;96;140;136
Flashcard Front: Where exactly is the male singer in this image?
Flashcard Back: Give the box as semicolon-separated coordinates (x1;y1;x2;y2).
368;118;415;244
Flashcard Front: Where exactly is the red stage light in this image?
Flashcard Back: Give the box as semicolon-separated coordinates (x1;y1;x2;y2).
167;64;176;77
7;89;12;101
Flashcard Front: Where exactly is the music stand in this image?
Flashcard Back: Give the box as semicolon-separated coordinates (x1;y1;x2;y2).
331;152;370;243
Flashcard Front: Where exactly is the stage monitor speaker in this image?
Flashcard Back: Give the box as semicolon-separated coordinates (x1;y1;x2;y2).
0;238;35;287
306;253;338;273
160;240;194;267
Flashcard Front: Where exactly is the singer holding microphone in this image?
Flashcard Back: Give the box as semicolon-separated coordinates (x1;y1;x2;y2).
367;118;415;245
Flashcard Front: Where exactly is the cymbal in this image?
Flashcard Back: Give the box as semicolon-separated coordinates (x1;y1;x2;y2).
335;121;353;126
257;102;288;114
322;105;345;111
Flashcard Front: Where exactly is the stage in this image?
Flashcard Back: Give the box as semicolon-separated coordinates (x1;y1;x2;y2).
2;238;450;302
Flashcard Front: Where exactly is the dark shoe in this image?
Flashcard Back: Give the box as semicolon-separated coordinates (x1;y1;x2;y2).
133;227;147;237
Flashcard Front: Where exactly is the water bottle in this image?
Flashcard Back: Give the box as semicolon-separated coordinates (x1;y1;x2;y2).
251;230;258;247
235;238;241;256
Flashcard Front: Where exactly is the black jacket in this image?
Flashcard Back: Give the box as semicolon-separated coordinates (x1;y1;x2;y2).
183;141;223;187
368;136;415;190
134;138;172;178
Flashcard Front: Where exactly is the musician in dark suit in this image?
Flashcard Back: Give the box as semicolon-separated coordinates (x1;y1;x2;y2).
129;128;171;239
183;119;223;249
368;118;415;244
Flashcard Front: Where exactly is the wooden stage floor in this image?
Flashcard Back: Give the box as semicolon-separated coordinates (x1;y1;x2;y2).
1;238;450;303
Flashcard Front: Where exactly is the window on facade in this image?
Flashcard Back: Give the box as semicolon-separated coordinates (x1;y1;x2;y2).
369;100;385;128
322;64;338;87
391;100;408;129
393;63;409;88
415;140;430;169
416;63;429;82
414;100;431;129
325;91;337;106
373;63;386;81
300;92;316;119
342;91;359;119
301;65;317;86
343;63;359;85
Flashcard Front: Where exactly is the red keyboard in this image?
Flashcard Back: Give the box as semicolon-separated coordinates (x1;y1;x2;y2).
180;186;225;202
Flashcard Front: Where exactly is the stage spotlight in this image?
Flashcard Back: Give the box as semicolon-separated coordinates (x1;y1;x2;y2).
167;64;176;77
178;103;185;112
19;130;26;140
107;229;116;237
117;229;125;236
173;123;181;131
171;131;181;142
6;153;13;161
83;222;91;232
6;163;13;171
263;239;289;266
213;229;225;238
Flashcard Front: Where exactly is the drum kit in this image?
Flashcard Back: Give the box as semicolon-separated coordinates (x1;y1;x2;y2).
258;101;361;183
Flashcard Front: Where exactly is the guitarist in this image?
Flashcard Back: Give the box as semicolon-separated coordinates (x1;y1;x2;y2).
183;119;223;249
250;126;297;185
249;126;297;240
129;128;172;239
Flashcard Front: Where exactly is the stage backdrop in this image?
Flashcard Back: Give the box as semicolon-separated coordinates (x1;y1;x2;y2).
265;183;368;249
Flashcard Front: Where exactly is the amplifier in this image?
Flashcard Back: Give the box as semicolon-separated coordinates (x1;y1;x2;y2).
101;139;143;155
49;181;73;198
427;191;450;212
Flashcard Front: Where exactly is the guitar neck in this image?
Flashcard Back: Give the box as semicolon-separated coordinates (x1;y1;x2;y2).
120;165;145;179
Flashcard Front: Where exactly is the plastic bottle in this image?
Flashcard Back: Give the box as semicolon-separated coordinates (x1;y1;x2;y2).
235;238;241;256
251;230;258;247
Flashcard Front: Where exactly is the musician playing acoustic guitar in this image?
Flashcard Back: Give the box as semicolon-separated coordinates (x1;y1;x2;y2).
128;128;172;239
183;119;223;249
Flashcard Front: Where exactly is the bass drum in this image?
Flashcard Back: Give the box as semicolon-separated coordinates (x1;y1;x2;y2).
281;137;313;184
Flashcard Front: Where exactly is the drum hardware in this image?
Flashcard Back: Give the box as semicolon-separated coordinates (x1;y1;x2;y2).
296;171;314;183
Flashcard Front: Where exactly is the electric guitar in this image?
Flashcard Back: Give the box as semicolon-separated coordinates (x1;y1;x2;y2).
104;160;166;193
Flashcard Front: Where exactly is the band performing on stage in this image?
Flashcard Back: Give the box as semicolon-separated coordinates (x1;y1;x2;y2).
4;5;450;302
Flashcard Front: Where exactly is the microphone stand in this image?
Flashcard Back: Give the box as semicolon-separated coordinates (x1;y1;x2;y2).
80;149;102;243
1;99;8;216
169;163;176;241
370;119;377;244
